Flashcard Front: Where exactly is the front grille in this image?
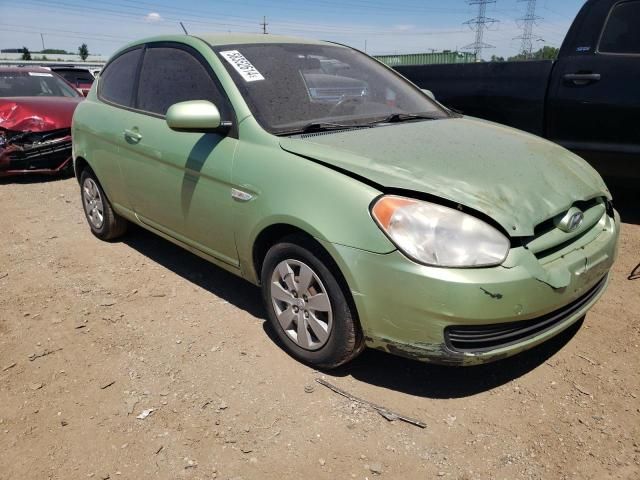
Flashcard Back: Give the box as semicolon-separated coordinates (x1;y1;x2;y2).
533;197;602;238
444;275;607;353
526;198;609;260
7;139;71;171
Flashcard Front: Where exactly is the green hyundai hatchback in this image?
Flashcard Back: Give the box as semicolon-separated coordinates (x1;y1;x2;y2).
72;34;620;368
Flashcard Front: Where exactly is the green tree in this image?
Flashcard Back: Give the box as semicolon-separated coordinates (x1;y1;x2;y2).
21;46;31;61
537;46;560;60
507;46;560;62
490;55;505;62
78;43;89;61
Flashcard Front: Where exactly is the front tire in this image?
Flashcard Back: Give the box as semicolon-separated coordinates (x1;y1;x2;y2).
261;237;363;368
80;168;127;240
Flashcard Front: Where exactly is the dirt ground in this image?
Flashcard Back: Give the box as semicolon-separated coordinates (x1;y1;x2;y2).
0;176;638;480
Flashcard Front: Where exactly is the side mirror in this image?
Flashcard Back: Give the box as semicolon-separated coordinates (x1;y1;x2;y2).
166;100;223;132
421;89;436;101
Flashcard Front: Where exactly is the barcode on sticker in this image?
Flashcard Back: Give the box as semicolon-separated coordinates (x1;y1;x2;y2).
220;50;264;82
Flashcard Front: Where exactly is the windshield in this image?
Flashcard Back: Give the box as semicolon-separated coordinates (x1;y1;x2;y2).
0;71;81;98
214;43;449;134
52;69;95;87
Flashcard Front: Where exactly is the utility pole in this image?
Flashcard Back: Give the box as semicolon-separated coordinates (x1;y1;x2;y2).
261;16;268;34
40;33;45;51
462;0;498;61
515;0;542;59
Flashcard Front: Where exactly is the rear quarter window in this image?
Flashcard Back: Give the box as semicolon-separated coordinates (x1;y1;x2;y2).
99;48;143;107
599;0;640;54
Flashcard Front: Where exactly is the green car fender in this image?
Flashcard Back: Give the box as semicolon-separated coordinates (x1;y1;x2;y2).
230;117;396;284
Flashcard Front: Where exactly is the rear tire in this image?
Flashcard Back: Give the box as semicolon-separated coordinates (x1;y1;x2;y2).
79;168;127;241
261;236;363;368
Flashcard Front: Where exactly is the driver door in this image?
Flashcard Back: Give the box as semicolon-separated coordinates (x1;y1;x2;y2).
118;43;239;266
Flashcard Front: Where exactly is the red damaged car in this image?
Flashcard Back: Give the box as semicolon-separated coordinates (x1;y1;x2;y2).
0;67;83;178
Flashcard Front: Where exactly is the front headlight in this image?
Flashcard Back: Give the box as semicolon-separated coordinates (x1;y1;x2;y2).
371;195;510;267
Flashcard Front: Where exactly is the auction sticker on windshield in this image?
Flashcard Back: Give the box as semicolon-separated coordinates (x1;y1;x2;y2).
219;50;264;82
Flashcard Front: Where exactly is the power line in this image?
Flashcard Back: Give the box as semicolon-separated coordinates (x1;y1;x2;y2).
462;0;498;60
514;0;542;58
0;27;131;45
0;23;133;41
8;1;469;37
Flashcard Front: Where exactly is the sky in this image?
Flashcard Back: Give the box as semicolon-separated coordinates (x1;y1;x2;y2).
0;0;586;60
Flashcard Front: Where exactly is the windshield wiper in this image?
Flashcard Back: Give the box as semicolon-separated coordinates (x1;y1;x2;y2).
276;114;438;136
368;113;439;125
277;122;373;136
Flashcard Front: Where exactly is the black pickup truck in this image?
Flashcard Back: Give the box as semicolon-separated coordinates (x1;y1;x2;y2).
397;0;640;184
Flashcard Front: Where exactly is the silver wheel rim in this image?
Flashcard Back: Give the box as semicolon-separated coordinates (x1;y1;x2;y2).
82;178;104;229
270;259;333;351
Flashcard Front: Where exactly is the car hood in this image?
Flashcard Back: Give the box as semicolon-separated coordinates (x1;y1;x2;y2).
0;96;83;132
280;117;610;236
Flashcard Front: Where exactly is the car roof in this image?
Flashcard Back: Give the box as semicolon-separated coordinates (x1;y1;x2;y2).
0;66;53;73
196;33;333;47
119;33;339;51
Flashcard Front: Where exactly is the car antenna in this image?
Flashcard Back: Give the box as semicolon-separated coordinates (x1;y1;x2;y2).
180;22;189;35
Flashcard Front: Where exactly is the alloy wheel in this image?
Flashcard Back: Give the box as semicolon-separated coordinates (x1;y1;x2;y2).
270;259;333;351
82;177;104;229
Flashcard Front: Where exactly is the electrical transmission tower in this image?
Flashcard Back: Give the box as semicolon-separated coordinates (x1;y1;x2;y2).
515;0;542;59
462;0;498;60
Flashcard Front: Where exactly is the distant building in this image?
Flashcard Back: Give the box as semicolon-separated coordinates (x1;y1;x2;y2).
374;51;477;67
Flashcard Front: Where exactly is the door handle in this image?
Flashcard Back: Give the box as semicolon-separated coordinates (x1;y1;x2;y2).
563;73;601;85
123;129;142;143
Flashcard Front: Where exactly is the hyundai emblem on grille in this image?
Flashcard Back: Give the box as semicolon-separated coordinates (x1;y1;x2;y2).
558;207;585;233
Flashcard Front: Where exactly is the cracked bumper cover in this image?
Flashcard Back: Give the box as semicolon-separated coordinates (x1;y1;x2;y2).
0;132;72;177
321;210;620;365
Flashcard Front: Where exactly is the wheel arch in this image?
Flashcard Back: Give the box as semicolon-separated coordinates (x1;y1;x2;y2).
74;155;90;183
251;222;365;346
252;223;320;285
251;223;355;307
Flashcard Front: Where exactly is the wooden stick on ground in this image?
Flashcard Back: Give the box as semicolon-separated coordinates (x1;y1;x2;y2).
315;378;427;429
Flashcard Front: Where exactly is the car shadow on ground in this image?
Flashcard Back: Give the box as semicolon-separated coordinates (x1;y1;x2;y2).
124;224;584;399
123;225;265;319
327;319;582;399
0;173;73;185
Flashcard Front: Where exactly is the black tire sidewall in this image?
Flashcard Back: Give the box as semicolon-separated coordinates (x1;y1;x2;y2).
261;240;359;368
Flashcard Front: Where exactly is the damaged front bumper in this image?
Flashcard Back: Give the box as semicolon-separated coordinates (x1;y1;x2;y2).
0;128;73;177
320;208;620;366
